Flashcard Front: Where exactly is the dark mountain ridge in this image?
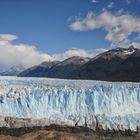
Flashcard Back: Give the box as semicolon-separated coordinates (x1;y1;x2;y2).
18;61;59;77
77;46;140;82
18;46;140;82
0;65;25;76
18;56;90;78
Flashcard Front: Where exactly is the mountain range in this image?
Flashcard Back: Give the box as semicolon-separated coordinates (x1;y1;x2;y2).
18;46;140;82
0;65;25;76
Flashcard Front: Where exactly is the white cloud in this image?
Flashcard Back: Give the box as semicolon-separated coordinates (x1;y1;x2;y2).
0;34;18;46
0;34;18;41
52;48;106;61
107;2;114;9
91;0;98;3
134;33;140;41
0;34;104;69
0;34;52;69
126;0;132;4
69;11;140;48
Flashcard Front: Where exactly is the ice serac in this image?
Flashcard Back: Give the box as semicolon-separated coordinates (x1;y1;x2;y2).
0;77;140;130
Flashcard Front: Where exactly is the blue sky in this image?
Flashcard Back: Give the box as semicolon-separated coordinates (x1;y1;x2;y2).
0;0;140;68
0;0;105;54
0;0;139;54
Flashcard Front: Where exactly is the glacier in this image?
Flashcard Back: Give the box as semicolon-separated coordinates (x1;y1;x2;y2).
0;76;140;130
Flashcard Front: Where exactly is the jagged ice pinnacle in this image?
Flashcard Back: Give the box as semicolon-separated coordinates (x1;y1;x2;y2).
0;76;140;130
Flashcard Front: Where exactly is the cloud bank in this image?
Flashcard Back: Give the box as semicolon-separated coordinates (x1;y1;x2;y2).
0;34;52;68
107;2;114;9
0;34;104;69
91;0;98;3
52;48;106;61
69;11;140;48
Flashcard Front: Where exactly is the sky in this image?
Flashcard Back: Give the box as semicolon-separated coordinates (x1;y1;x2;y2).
0;0;140;68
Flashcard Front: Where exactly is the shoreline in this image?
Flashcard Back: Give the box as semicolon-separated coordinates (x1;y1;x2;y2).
0;124;139;140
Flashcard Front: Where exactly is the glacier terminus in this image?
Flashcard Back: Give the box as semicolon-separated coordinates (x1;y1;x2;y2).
0;76;140;130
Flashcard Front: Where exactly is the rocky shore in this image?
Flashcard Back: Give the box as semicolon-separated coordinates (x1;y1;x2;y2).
0;124;140;140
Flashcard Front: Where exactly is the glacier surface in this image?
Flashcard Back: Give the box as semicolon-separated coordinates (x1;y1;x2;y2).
0;76;140;130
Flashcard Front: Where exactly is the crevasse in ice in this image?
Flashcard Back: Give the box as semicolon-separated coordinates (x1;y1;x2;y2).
0;76;140;130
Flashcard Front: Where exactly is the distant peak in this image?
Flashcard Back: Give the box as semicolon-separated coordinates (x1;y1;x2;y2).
65;56;90;61
129;45;134;49
128;45;135;51
128;45;139;50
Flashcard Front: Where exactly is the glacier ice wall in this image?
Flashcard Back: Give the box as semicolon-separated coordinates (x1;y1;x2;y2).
0;76;140;130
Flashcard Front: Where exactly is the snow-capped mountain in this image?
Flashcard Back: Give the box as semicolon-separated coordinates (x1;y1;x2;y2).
45;56;90;78
18;56;90;78
18;61;59;77
77;46;140;82
18;46;140;82
0;65;25;76
92;45;138;61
